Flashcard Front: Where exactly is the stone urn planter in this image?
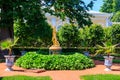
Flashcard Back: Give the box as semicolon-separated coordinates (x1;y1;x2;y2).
104;56;114;71
0;38;18;71
95;42;117;71
4;55;15;71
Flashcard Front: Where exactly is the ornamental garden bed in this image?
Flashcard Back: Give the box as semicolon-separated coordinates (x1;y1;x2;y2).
15;52;95;70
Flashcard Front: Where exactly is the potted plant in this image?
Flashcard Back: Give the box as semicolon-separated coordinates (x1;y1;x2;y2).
0;38;18;71
95;41;117;71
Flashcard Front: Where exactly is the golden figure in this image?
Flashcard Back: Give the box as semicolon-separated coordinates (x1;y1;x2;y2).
49;26;62;54
51;26;60;46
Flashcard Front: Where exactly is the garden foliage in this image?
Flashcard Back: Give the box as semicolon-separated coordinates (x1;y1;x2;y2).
79;26;90;47
15;52;95;70
13;1;53;47
79;24;104;47
89;24;104;46
0;0;95;40
58;24;79;47
111;24;120;44
1;75;51;80
112;11;120;22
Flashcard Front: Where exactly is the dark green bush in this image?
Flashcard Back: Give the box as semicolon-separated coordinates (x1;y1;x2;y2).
58;23;79;47
13;47;49;55
111;24;120;44
112;11;120;22
89;24;104;46
15;52;95;70
79;24;104;47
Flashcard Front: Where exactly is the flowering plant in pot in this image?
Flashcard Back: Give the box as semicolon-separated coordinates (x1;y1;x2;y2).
0;38;18;71
95;41;117;71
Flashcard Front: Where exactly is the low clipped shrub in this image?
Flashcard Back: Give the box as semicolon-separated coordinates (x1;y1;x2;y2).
15;52;95;70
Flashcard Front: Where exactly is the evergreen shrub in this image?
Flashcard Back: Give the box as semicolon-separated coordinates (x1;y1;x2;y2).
15;52;95;70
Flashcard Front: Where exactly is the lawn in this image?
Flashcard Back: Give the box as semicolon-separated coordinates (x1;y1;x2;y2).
81;74;120;80
0;75;51;80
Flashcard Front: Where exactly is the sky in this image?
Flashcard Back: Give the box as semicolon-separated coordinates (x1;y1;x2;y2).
84;0;103;11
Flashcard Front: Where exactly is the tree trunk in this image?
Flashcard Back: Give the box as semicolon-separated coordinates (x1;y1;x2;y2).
0;1;14;40
0;27;13;40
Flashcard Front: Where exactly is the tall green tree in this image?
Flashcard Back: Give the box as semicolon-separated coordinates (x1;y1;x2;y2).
113;0;120;12
111;11;120;22
100;0;120;13
0;0;95;40
0;0;14;40
43;0;96;27
13;0;53;47
100;0;113;13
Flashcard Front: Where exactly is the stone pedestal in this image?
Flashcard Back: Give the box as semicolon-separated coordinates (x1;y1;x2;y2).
49;45;62;54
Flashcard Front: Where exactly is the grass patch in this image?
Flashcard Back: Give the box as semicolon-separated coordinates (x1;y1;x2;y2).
81;74;120;80
0;75;51;80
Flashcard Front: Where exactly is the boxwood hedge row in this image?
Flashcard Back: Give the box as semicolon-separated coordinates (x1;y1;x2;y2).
15;52;95;70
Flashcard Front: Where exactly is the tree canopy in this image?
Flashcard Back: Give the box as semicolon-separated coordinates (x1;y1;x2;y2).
0;0;96;40
42;0;96;27
100;0;120;13
111;11;120;22
100;0;113;13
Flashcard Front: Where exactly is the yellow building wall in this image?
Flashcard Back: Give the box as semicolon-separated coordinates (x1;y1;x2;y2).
91;19;106;27
90;15;108;27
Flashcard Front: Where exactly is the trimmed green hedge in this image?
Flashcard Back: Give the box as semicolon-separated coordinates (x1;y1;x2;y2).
15;52;95;70
13;47;120;55
12;47;97;55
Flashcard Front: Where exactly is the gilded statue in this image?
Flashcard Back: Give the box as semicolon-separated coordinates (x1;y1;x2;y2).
51;26;60;47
